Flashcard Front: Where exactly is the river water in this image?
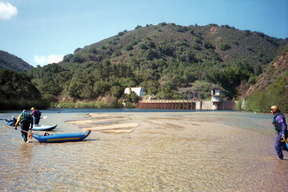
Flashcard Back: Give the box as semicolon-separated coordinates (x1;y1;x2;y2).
0;109;287;192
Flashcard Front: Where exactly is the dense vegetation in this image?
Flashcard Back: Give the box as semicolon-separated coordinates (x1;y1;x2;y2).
0;69;49;110
240;45;288;113
0;50;34;72
1;23;287;111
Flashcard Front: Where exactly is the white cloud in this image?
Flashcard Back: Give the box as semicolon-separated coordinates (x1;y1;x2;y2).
34;54;64;66
47;54;64;64
34;55;46;65
0;2;17;20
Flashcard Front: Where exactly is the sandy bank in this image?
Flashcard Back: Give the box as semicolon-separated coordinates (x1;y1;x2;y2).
66;112;254;139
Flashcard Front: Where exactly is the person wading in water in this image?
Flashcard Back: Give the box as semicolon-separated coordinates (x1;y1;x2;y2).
15;110;34;143
271;105;288;160
30;107;41;125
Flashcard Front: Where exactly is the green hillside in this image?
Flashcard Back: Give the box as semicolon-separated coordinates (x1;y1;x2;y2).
62;23;285;70
27;23;287;104
242;44;288;112
2;23;288;110
0;50;34;72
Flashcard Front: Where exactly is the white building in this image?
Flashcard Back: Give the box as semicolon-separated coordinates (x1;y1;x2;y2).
211;89;221;110
124;87;144;96
211;89;221;102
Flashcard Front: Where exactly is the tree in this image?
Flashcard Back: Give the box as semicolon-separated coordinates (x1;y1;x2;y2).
123;44;133;51
41;77;62;95
93;81;110;97
0;69;41;100
110;86;124;98
72;54;85;63
63;54;73;62
135;25;142;29
140;80;159;95
126;91;139;103
208;67;250;99
68;79;84;99
156;88;173;99
219;43;230;51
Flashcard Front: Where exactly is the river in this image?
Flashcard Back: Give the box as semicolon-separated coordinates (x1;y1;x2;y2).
0;109;287;191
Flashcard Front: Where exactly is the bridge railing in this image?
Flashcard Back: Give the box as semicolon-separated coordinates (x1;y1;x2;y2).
137;100;197;109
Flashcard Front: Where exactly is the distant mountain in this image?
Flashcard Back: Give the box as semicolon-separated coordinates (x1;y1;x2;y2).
0;50;34;72
27;23;288;103
61;23;287;70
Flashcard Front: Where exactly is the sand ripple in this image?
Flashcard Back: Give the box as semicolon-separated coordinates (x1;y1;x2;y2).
1;111;287;191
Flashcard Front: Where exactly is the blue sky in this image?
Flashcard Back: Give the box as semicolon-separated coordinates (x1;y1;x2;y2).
1;0;288;67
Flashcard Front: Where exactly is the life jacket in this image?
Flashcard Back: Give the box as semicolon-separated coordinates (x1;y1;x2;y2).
33;109;41;117
273;112;287;132
20;112;32;123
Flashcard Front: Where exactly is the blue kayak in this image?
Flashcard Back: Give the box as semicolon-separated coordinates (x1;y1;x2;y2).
32;124;57;131
6;122;57;131
32;130;91;143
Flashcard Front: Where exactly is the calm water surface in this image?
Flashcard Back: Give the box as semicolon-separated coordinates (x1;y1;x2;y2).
0;109;287;191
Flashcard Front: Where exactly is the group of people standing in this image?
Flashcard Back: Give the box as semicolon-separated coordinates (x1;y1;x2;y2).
9;107;41;143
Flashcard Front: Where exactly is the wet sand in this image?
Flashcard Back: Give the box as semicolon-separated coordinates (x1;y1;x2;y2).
67;112;288;191
1;111;287;191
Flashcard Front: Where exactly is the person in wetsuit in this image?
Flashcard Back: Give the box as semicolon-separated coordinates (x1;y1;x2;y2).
30;107;41;125
271;105;288;160
15;110;33;143
5;116;16;126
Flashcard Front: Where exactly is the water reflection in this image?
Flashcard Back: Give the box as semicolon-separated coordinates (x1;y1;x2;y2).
19;143;34;163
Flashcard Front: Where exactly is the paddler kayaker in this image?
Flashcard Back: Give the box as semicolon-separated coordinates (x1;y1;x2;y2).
271;105;288;160
15;110;34;143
